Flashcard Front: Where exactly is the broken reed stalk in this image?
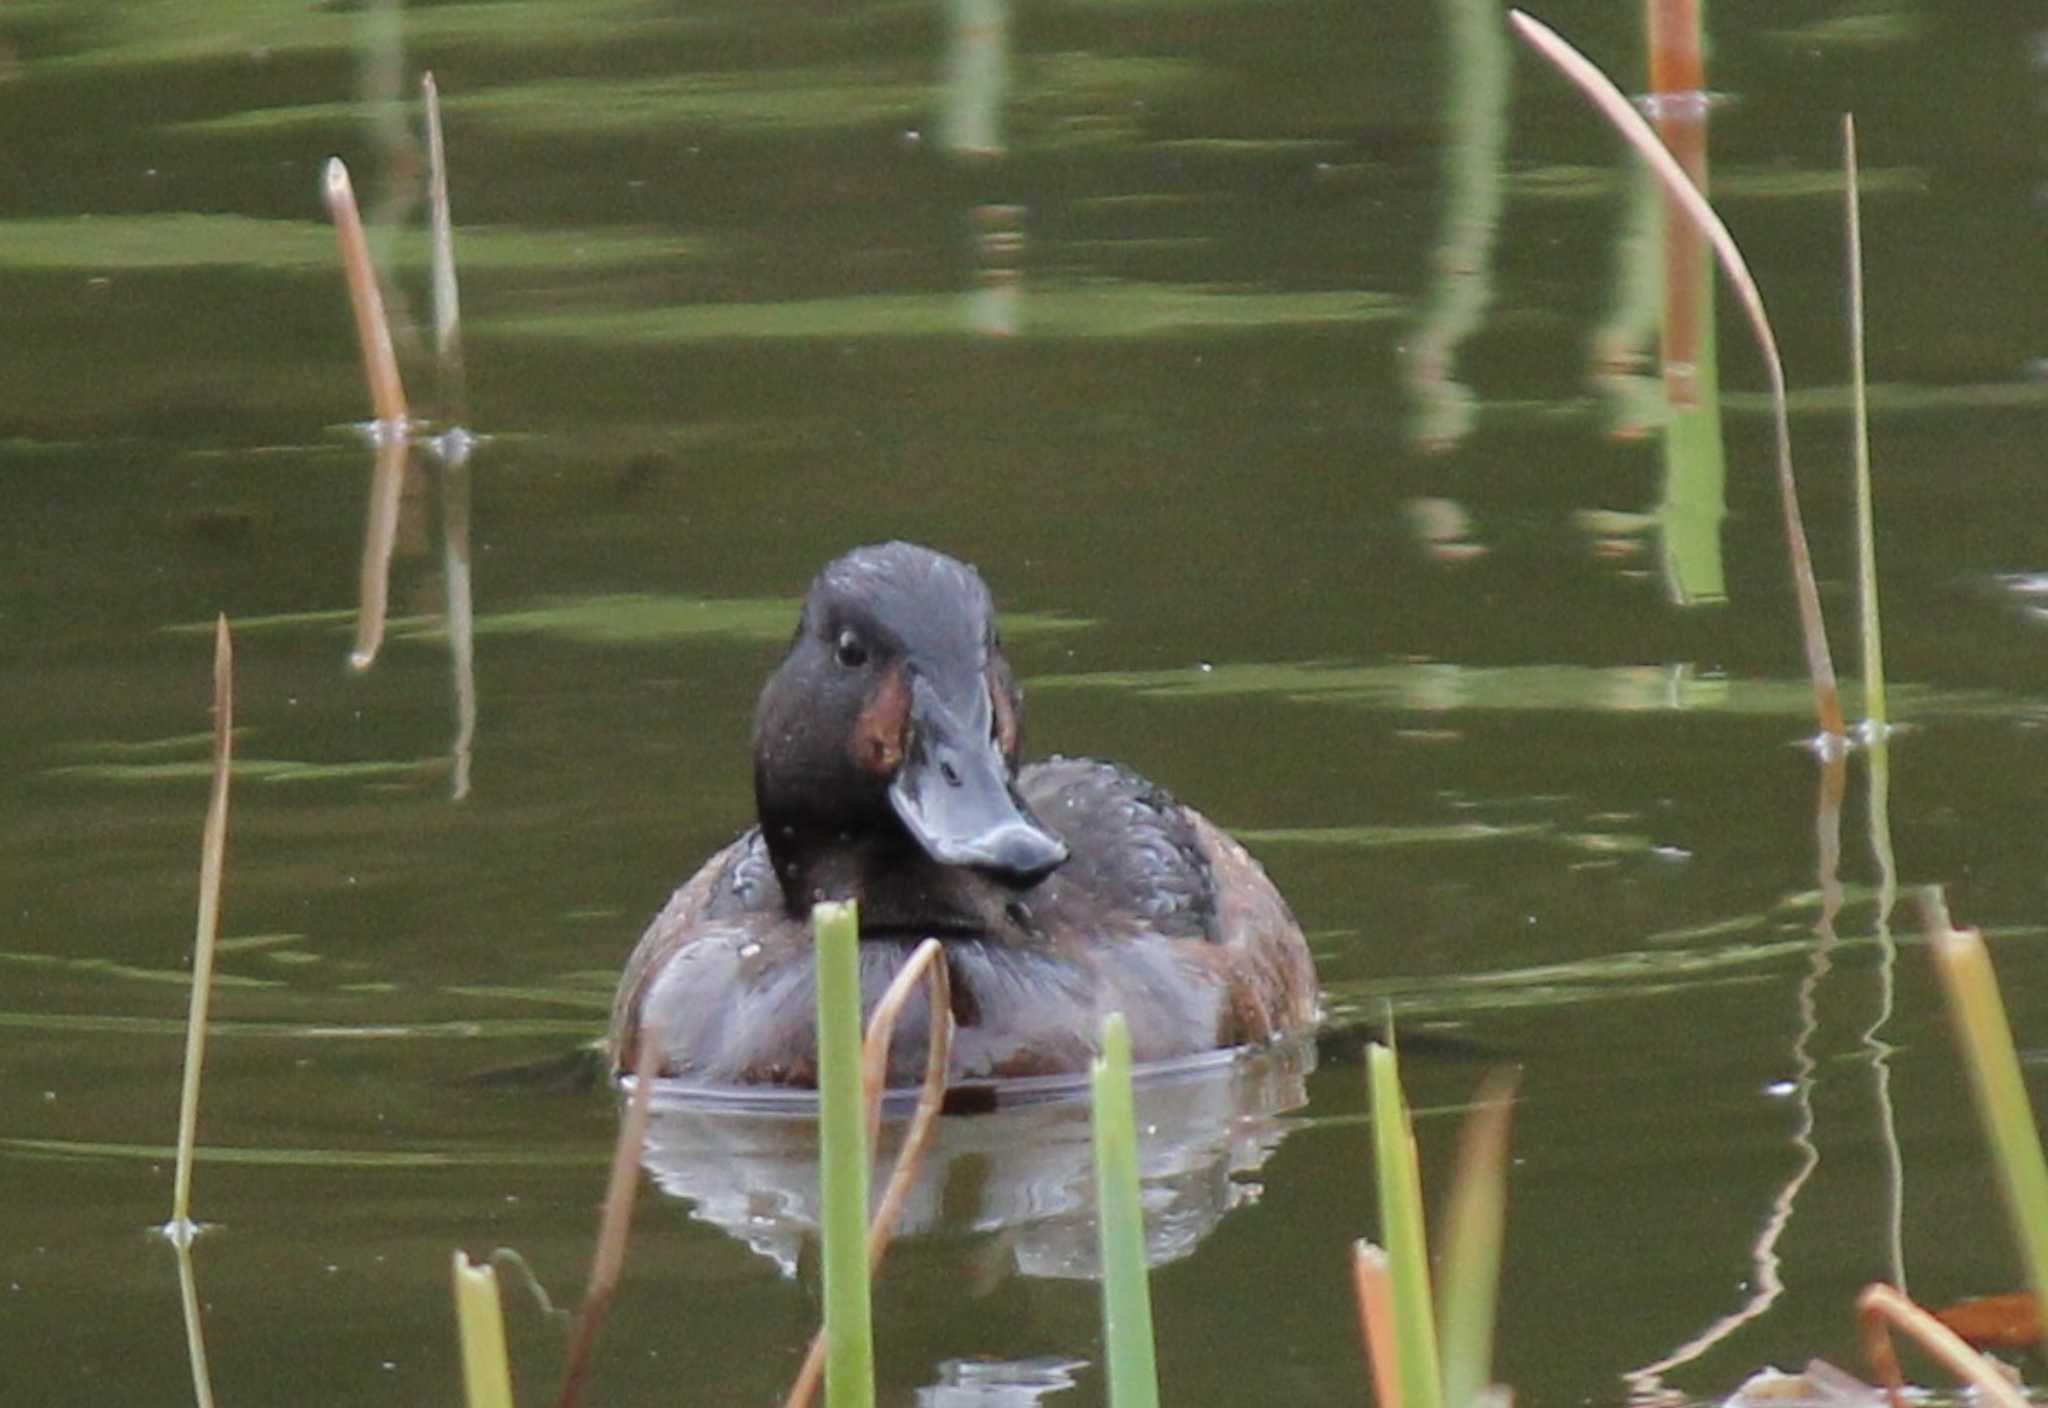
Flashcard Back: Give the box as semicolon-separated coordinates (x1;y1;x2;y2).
422;71;467;423
1844;112;1885;733
1856;1282;2027;1408
1508;10;1845;741
785;940;955;1408
854;939;953;1266
1920;889;2048;1347
1353;1242;1403;1408
453;1252;516;1408
1436;1070;1518;1408
555;1017;663;1408
169;615;233;1240
1092;1013;1161;1408
324;157;410;428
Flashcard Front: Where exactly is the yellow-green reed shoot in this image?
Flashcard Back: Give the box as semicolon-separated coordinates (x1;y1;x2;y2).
452;1252;516;1408
1367;1041;1444;1408
1092;1012;1161;1408
1436;1070;1517;1408
814;900;875;1408
1508;10;1844;741
1844;112;1885;734
1921;888;2048;1347
169;615;233;1242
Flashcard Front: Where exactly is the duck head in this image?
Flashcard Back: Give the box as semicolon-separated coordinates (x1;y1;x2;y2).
753;542;1068;918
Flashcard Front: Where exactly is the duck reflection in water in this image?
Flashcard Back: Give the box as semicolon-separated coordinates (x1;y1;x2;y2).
637;1042;1313;1281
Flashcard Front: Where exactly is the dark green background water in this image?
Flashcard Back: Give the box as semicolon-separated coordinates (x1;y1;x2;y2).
5;1;2046;1403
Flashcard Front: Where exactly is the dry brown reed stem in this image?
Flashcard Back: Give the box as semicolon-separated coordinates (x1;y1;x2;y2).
555;1019;663;1408
1856;1283;2027;1408
323;157;410;428
784;940;955;1408
1508;10;1845;740
857;940;953;1168
422;72;466;422
350;431;408;672
1352;1241;1402;1408
170;615;233;1237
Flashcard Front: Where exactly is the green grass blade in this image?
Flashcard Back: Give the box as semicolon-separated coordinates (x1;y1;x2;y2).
1369;1042;1445;1408
452;1252;516;1408
1921;890;2048;1343
1437;1071;1517;1408
814;900;874;1408
1093;1013;1161;1408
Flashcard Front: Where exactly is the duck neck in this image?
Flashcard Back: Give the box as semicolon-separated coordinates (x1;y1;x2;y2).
766;821;1012;937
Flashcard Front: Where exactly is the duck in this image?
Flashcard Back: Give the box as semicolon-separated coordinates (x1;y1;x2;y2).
609;541;1318;1090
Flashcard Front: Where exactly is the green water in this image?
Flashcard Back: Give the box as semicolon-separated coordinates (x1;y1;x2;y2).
4;1;2046;1403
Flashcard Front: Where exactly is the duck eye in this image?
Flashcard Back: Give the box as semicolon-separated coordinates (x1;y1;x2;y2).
834;629;869;669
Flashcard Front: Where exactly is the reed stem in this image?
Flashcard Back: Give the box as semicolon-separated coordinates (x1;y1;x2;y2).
1092;1012;1161;1408
1844;112;1885;732
453;1253;516;1408
169;616;233;1239
1437;1070;1517;1408
556;1018;662;1408
1369;1041;1444;1408
785;940;954;1408
422;71;467;423
1921;891;2048;1348
814;902;874;1408
1508;11;1843;739
323;157;410;428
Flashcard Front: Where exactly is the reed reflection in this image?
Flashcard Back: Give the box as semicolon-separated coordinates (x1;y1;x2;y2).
1578;9;1727;603
1407;0;1508;451
942;0;1023;336
329;61;481;799
1644;0;1729;608
1590;189;1730;606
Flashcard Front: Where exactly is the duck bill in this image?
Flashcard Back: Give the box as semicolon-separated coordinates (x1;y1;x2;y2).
888;674;1067;881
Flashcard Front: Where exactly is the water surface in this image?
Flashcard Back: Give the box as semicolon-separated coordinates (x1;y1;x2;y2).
3;1;2045;1404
